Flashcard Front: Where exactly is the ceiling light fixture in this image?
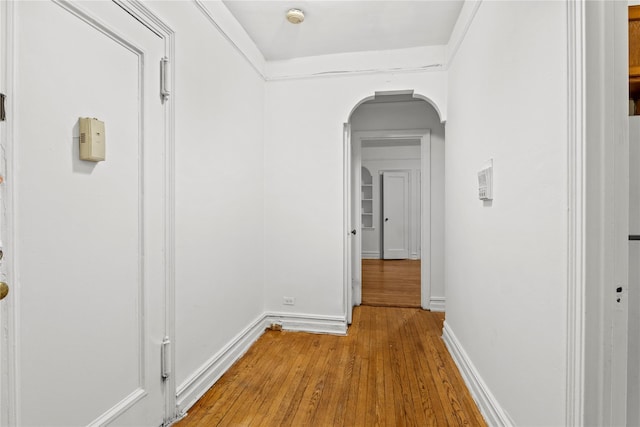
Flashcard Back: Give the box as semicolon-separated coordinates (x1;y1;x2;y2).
286;8;305;24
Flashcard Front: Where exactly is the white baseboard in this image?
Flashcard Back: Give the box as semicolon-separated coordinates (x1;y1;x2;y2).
429;296;446;312
176;313;266;414
442;322;514;427
265;311;348;335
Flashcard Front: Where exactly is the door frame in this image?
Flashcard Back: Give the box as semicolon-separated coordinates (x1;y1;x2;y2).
346;129;431;312
343;123;353;324
116;2;176;422
567;0;629;425
0;1;176;424
0;1;16;425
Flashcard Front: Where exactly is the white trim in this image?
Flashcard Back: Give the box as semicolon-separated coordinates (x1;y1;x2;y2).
266;64;444;82
343;123;353;324
176;313;266;415
352;133;363;307
265;46;445;82
0;0;16;425
88;388;147;427
264;312;348;336
445;0;482;67
429;296;445;312
362;251;380;259
191;0;266;80
442;322;513;427
566;2;585;425
420;131;431;310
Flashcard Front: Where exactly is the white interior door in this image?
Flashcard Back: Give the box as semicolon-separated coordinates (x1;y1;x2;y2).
382;171;410;260
8;1;166;425
344;123;354;324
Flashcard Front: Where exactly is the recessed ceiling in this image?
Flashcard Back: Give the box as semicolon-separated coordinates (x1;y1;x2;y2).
221;1;465;61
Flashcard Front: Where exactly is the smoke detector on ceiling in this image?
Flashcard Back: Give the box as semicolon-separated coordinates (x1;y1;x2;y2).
286;8;305;24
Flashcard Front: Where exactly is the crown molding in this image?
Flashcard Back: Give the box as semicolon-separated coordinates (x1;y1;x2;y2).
265;46;445;81
446;0;483;67
192;0;266;79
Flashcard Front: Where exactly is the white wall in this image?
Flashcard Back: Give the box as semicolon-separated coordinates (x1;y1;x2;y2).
444;1;567;425
263;71;446;317
146;1;265;397
351;101;445;298
360;147;421;259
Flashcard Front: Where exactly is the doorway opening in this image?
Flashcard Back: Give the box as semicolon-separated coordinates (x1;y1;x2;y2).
345;91;445;319
361;155;421;308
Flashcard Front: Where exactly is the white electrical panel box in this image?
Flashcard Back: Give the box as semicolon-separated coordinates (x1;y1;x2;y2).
478;159;493;200
79;117;105;162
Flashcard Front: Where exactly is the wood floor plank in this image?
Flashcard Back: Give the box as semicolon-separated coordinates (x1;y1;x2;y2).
250;333;314;426
367;309;385;426
313;334;352;426
406;311;451;426
221;333;303;426
352;301;371;424
288;335;335;426
271;335;324;425
362;259;421;307
183;333;281;426
378;308;398;427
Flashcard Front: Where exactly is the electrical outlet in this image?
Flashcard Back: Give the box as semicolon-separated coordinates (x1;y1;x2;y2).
283;296;295;305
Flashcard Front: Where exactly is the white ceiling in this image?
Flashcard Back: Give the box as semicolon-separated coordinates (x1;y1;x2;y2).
221;1;465;61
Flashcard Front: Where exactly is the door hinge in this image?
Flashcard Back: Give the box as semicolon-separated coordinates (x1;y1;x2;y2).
161;336;171;380
160;57;170;101
0;93;6;121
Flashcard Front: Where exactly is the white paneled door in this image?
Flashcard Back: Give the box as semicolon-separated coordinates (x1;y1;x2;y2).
382;171;410;259
7;1;167;425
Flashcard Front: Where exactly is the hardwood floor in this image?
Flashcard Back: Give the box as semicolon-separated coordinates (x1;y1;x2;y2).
175;306;486;427
362;259;421;308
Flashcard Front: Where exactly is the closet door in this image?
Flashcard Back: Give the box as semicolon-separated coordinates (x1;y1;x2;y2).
10;1;167;425
382;171;410;259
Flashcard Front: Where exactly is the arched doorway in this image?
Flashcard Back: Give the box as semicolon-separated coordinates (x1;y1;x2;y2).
344;91;445;323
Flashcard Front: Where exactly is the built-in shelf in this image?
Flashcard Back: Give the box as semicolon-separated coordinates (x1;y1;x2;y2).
361;167;373;228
